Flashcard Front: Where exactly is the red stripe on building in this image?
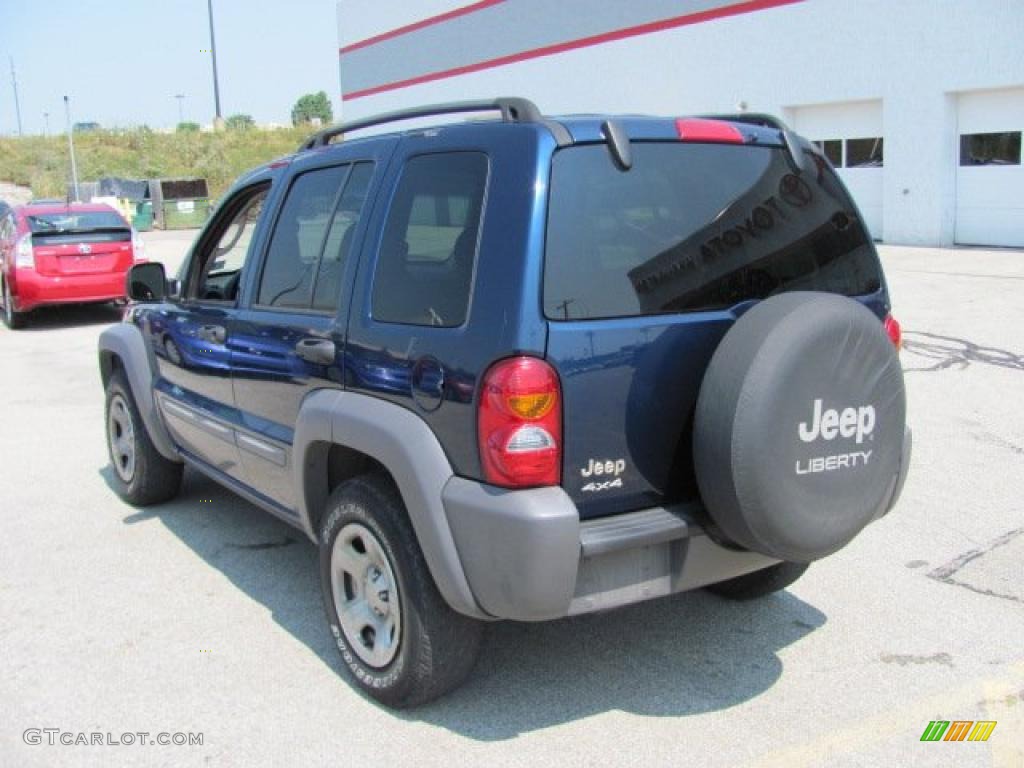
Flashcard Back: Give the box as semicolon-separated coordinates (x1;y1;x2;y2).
344;0;803;100
341;0;508;54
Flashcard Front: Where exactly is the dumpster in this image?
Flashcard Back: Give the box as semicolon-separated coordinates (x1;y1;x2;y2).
132;201;154;231
149;178;210;229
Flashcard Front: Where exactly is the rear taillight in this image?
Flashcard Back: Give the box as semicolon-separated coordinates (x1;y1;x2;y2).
131;229;146;262
675;118;745;144
884;313;902;349
15;233;34;268
478;356;562;488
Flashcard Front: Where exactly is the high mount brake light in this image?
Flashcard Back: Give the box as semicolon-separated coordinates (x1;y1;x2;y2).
675;118;745;144
478;356;562;488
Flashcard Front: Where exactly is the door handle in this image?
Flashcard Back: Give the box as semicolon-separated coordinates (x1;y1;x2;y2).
198;324;226;344
295;337;336;365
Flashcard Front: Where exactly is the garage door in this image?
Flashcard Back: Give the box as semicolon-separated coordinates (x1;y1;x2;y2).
956;88;1024;247
790;100;884;240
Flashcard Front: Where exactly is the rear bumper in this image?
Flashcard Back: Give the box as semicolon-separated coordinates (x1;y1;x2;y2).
442;478;778;621
11;269;127;311
442;425;912;622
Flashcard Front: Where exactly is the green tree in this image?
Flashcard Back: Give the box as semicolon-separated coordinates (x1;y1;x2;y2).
226;113;255;130
176;121;200;133
291;91;333;126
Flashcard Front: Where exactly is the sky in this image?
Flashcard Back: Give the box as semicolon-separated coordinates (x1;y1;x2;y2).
0;0;343;134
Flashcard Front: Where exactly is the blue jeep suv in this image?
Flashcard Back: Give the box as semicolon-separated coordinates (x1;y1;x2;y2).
99;98;911;707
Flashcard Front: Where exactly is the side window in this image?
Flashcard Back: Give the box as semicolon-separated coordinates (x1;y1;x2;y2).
256;165;348;309
814;139;843;167
960;131;1022;166
845;137;884;168
195;185;269;302
371;152;487;327
312;162;374;312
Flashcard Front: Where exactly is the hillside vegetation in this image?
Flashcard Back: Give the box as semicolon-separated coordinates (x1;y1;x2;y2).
0;126;313;202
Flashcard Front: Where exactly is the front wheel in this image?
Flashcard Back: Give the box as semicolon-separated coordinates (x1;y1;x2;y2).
105;370;183;505
319;475;483;708
705;562;810;601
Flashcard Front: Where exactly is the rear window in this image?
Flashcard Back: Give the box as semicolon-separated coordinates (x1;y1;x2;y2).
26;211;128;234
544;143;882;320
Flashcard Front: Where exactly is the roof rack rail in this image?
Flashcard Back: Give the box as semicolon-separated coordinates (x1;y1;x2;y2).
299;97;550;150
698;112;790;131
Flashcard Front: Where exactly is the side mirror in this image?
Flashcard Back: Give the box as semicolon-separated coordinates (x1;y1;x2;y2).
126;262;167;302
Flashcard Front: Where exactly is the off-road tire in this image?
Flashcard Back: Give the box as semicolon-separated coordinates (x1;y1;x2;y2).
319;474;483;708
105;369;183;505
706;562;810;601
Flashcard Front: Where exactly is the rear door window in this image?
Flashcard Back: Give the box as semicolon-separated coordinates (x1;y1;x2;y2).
544;143;882;320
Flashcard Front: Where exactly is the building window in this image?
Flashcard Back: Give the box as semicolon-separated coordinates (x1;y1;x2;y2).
814;140;843;167
960;131;1022;166
845;138;884;168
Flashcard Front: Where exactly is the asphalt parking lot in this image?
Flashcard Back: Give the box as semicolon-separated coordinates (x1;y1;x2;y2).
1;230;1022;767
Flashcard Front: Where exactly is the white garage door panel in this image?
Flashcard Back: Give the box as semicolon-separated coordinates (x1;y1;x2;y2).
790;100;884;240
790;101;883;139
957;89;1024;133
955;88;1024;247
841;171;884;241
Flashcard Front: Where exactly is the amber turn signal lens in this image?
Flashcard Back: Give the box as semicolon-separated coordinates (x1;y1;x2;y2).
507;393;554;419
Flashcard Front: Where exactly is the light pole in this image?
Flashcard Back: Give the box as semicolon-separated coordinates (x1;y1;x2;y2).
64;96;80;202
175;93;186;124
43;112;50;137
206;0;224;129
9;57;23;136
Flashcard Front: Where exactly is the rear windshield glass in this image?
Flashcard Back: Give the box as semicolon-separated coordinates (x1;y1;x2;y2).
544;143;882;320
27;211;127;234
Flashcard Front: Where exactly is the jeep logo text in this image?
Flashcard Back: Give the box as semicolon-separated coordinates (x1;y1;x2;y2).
798;399;875;444
581;458;626;478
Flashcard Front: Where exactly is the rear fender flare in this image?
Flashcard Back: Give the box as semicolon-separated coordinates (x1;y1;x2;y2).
293;390;487;619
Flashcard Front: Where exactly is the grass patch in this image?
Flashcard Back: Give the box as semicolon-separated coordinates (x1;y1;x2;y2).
0;126;313;202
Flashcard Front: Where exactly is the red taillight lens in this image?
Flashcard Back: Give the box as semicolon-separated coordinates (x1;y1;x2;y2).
478;356;561;488
675;118;745;144
884;313;902;350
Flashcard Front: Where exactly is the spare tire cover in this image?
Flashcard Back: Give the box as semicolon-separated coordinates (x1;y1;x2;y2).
693;292;906;562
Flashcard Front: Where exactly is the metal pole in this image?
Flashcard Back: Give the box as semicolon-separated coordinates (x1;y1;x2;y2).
64;96;80;202
43;112;50;137
175;93;185;124
207;0;224;127
10;58;23;136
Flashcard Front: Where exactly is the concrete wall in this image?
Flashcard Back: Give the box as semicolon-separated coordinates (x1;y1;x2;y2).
337;0;1024;246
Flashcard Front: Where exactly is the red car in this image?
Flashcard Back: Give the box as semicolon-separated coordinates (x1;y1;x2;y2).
0;202;144;329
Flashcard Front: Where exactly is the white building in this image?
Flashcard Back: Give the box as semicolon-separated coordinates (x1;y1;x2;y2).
337;0;1024;247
